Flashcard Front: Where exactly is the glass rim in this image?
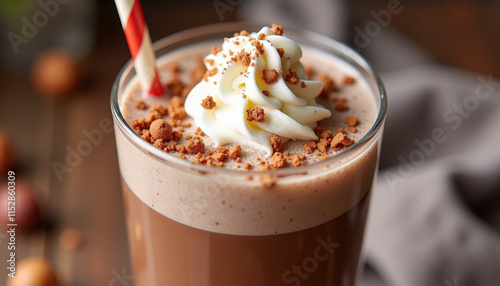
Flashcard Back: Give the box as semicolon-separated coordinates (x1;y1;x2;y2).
111;21;387;177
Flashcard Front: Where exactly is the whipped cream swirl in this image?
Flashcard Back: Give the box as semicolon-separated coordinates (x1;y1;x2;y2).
185;26;331;156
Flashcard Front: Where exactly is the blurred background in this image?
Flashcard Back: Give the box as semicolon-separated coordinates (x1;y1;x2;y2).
0;0;499;285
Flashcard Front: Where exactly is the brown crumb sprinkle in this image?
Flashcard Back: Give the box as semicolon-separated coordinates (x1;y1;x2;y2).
271;152;288;169
167;96;187;120
316;74;337;98
285;71;299;85
277;48;285;57
201;96;216;110
246;107;265;123
135;100;147;110
331;132;355;151
262;69;279;84
203;67;219;82
166;78;185;96
195;127;205;136
334;102;349;111
317;139;329;153
303;141;317;154
272;23;284;35
269;134;282;153
229;145;242;159
185;137;205;154
211;46;222;55
345;116;359;127
291;154;306;167
348;127;358;133
262;90;270;97
238;50;251;66
342;75;356;85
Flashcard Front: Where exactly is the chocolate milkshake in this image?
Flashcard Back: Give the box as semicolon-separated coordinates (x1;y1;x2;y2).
111;23;386;286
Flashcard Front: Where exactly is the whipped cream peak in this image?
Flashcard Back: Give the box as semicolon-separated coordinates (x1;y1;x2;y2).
185;25;331;156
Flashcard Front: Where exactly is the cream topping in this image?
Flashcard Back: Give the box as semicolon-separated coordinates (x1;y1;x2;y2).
185;26;331;156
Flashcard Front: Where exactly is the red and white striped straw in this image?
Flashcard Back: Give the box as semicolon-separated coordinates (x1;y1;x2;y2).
115;0;164;96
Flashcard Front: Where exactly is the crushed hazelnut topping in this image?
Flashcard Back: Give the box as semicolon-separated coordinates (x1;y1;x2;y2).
342;75;356;85
269;134;282;153
141;130;152;143
259;162;272;171
316;74;337;98
246;107;265;123
135;100;147;110
334;102;349;111
176;144;187;153
203;68;219;81
272;23;284;35
212;152;226;163
201;96;216;109
153;139;166;149
262;69;279;84
319;131;334;140
132;118;148;133
166;78;185;96
229;145;242;159
272;152;288;169
345;116;359;127
277;48;285;57
238;50;251;66
320;153;330;160
167;96;187;120
185;137;205;154
314;126;324;136
171;130;182;141
146;111;162;126
255;41;265;54
211;46;222;55
195;127;205;136
149;103;168;116
165;141;177;151
331;132;355;151
128;27;366;171
291;154;306;167
317;139;330;153
303;141;317;154
285;71;299;84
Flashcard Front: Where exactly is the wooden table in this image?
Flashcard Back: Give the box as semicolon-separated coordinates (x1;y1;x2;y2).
0;1;498;285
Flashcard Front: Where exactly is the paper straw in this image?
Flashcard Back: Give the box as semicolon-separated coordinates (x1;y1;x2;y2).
114;0;163;96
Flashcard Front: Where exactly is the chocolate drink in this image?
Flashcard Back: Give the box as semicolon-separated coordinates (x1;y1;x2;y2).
112;23;386;286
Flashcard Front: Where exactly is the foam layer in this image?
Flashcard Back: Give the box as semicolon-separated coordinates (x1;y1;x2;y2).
115;40;381;235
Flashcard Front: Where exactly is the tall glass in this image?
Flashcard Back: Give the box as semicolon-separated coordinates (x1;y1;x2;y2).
111;22;387;286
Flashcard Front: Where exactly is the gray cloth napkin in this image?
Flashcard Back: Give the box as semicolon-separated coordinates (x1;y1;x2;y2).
239;1;500;285
366;65;500;286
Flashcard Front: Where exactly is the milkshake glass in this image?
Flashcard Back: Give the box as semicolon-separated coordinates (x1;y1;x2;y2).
111;22;387;286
